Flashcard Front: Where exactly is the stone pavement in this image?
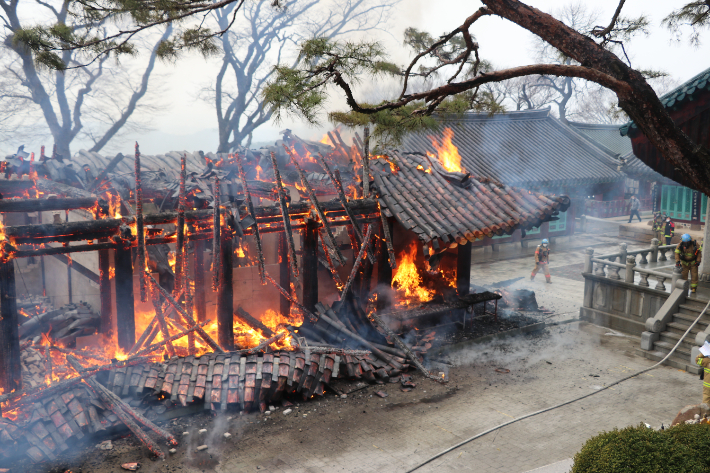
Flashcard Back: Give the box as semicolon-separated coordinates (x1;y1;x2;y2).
205;322;699;473
203;237;701;473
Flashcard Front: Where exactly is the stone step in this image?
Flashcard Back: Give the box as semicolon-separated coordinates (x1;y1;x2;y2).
653;340;692;360
678;304;709;317
658;332;696;351
666;322;705;339
635;348;702;375
672;311;710;326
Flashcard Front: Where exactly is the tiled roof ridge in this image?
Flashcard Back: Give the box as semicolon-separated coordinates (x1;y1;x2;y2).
620;65;710;136
546;116;622;163
436;107;552;122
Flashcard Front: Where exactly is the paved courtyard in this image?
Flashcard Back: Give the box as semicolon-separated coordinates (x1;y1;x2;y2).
51;230;704;473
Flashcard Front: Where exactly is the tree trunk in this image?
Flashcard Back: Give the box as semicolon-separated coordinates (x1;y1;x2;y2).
481;0;710;194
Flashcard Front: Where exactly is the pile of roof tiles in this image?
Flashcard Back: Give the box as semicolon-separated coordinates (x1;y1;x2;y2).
0;347;398;464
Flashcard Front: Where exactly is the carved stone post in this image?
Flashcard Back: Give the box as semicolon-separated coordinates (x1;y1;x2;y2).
618;242;627;264
650;238;659;263
671;265;682;291
583;248;594;273
625;256;636;284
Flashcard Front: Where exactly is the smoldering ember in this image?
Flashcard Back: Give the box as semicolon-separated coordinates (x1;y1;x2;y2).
2;1;710;472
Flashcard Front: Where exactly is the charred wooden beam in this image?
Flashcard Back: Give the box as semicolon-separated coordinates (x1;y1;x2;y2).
269;151;299;278
235;307;275;338
0;260;21;394
319;229;344;290
146;273;224;353
378;202;397;269
333;129;354;162
134;320;208;357
135;143;147;302
194;240;207;323
98;248;112;335
362;126;370;196
114;245;135;350
367;310;443;383
264;272;317;323
217;232;234;350
0;178;35;198
87;152;126;192
278;233;290;318
377;217;393;286
315;151;375;264
302;219;319;314
0;197;98;213
65;355;167;459
285;146;346;265
233;332;286;356
151;286;176;358
49;253;99;284
175;153;187;296
457;242;472;296
236;153;266;284
4;200;378;244
212;177;222;293
339;224;374;304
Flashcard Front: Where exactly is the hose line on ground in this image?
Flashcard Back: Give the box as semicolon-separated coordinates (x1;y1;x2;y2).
406;296;710;473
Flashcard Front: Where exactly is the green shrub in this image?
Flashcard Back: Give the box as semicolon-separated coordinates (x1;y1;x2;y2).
571;424;705;473
664;423;710;470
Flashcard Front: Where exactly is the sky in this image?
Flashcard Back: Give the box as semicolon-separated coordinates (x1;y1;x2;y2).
3;0;710;157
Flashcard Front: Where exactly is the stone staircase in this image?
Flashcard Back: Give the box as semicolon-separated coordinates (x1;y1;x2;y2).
636;295;710;374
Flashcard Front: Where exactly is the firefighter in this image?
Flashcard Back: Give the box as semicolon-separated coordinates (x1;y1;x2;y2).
531;238;551;283
663;216;675;245
695;342;710;405
652;212;665;242
675;233;702;293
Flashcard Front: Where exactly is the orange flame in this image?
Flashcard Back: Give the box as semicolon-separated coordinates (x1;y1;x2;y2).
391;241;434;306
427;127;463;173
235;244;246;258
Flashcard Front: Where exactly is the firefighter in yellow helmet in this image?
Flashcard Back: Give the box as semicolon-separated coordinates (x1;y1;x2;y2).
675;233;702;293
531;239;551;284
696;342;710;405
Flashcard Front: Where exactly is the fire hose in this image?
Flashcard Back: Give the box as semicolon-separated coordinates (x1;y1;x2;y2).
406;296;710;473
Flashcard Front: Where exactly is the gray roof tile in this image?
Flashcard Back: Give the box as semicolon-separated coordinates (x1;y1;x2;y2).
402;109;624;189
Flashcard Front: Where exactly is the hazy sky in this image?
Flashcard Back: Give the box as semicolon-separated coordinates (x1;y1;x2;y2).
5;0;710;157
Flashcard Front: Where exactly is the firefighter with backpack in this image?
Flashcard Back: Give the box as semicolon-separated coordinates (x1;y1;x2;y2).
675;233;702;293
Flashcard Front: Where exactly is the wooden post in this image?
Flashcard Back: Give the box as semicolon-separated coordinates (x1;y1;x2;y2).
456;241;472;297
362;126;370;197
302;219;319;314
65;211;72;303
114;246;135;350
217;234;234;350
377;217;393;286
194;240;207;323
0;260;21;393
279;233;290;317
98;248;112;336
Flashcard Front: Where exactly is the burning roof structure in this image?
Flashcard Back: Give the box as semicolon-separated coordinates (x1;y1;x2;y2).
0;126;563;465
402;108;626;192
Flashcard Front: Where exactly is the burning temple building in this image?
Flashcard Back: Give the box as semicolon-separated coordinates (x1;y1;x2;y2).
0;127;569;464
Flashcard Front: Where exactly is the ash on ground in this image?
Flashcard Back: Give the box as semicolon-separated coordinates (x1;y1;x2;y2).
443;310;541;345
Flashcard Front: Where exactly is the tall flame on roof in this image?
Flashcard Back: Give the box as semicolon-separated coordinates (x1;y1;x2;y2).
427;127;463;173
